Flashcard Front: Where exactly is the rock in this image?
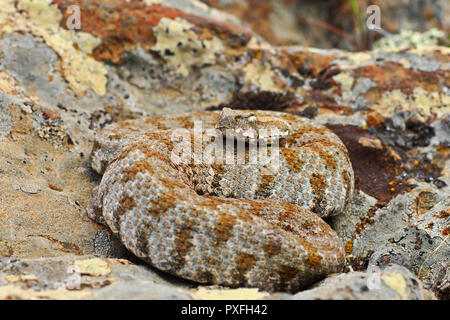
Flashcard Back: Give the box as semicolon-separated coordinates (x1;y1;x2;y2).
329;190;377;241
0;255;193;300
271;265;434;300
369;197;450;299
89;282;191;300
333;180;448;265
328;176;449;300
0;101;127;259
0;0;448;299
373;29;447;50
0;91;13;139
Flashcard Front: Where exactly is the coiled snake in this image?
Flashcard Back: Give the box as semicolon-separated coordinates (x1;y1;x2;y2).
87;108;354;292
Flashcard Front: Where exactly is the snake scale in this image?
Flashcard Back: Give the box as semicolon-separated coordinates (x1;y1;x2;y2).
87;108;354;292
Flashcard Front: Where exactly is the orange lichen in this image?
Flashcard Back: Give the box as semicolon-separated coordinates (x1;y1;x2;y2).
42;110;61;121
48;183;62;191
433;209;449;219
53;0;252;64
366;111;384;127
354;63;444;96
345;236;355;255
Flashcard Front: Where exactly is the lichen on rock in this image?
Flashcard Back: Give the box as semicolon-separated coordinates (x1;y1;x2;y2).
153;17;224;76
0;0;448;300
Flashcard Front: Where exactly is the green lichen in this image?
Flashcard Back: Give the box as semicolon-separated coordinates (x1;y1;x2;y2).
373;28;447;50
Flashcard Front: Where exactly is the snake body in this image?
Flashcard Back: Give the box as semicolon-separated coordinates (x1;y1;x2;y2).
87;110;353;292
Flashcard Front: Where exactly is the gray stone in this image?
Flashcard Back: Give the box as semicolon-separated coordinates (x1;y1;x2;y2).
0;255;193;299
369;198;450;299
329;190;378;243
345;182;448;261
0;92;12;139
271;265;434;300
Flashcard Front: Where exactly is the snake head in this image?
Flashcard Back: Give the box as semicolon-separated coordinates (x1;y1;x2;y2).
215;107;291;145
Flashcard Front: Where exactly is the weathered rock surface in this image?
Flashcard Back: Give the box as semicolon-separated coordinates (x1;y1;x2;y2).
1;256;434;300
0;0;448;299
0;255;193;299
368;196;449;299
271;264;435;300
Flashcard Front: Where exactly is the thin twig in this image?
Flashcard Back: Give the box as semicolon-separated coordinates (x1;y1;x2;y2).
418;234;449;280
301;17;367;51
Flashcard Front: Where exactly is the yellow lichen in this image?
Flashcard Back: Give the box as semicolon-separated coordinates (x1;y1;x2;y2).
4;274;38;283
246;37;274;53
153;17;224;76
143;0;163;5
347;52;372;65
20;0;62;28
243;61;279;91
412;87;449;118
373;90;408;117
381;272;408;300
192;287;269;300
410;45;450;56
0;285;90;300
371;87;449;120
74;258;111;276
333;72;354;91
0;71;19;95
